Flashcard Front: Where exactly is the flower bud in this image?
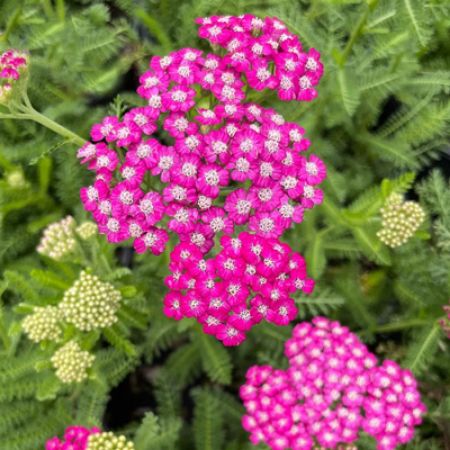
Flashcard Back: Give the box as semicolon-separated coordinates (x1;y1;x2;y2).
76;221;98;240
59;270;121;331
51;341;94;384
377;193;425;248
37;216;77;260
87;432;135;450
22;306;62;343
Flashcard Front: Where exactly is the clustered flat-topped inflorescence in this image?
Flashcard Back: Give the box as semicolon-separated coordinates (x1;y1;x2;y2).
46;426;135;450
37;216;77;260
50;341;95;384
0;49;27;102
377;194;425;248
240;317;426;450
164;233;314;345
77;14;325;257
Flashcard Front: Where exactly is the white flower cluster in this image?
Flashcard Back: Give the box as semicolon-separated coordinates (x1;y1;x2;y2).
37;216;77;260
59;271;121;331
87;432;135;450
76;221;98;240
51;341;94;384
377;193;425;248
22;306;62;342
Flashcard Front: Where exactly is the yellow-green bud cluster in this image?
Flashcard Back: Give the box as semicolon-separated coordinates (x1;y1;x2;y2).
87;432;135;450
76;221;98;240
51;341;94;384
377;193;425;248
6;170;27;189
22;306;62;342
37;216;77;260
59;271;121;331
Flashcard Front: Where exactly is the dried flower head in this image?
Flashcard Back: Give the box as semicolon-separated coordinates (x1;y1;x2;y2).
37;216;77;260
51;341;94;384
59;271;121;331
22;306;62;343
377;193;425;248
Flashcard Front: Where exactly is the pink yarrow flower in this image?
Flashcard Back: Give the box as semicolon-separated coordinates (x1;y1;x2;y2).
240;317;426;450
163;232;313;346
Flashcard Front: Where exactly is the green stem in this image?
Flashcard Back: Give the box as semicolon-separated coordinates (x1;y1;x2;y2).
372;319;430;334
339;6;371;66
26;108;86;147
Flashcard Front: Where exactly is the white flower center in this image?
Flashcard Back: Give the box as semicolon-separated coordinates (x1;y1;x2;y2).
119;190;133;205
140;199;154;214
236;200;251;214
210;217;225;232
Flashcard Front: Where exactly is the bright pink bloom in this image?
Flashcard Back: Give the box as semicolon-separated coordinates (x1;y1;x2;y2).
240;317;426;449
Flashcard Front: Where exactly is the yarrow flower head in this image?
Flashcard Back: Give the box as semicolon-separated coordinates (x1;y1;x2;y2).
46;425;100;450
22;306;63;343
86;432;135;450
240;317;426;450
0;49;28;103
163;232;314;346
59;271;122;331
77;16;325;257
196;15;323;101
377;193;425;248
37;216;77;260
51;341;95;384
76;221;98;240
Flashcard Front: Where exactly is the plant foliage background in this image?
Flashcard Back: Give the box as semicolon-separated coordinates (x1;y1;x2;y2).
0;0;449;449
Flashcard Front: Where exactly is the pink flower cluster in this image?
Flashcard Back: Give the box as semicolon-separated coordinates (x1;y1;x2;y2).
240;317;426;450
439;304;450;338
77;16;325;256
196;15;323;101
46;425;100;450
163;232;314;346
0;49;27;100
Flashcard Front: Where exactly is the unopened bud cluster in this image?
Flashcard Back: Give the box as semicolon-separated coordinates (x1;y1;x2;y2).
60;271;121;331
440;305;450;339
76;221;98;240
87;432;135;450
22;306;62;342
6;170;27;189
377;194;425;248
37;216;77;260
0;49;27;103
51;341;94;384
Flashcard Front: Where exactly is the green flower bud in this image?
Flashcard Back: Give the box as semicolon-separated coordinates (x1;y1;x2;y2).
51;341;94;384
76;221;98;240
377;193;425;248
6;170;27;189
87;432;135;450
37;216;76;260
59;271;121;332
22;306;63;342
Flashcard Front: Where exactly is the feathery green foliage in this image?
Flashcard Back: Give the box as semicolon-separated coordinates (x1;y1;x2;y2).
0;0;449;448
